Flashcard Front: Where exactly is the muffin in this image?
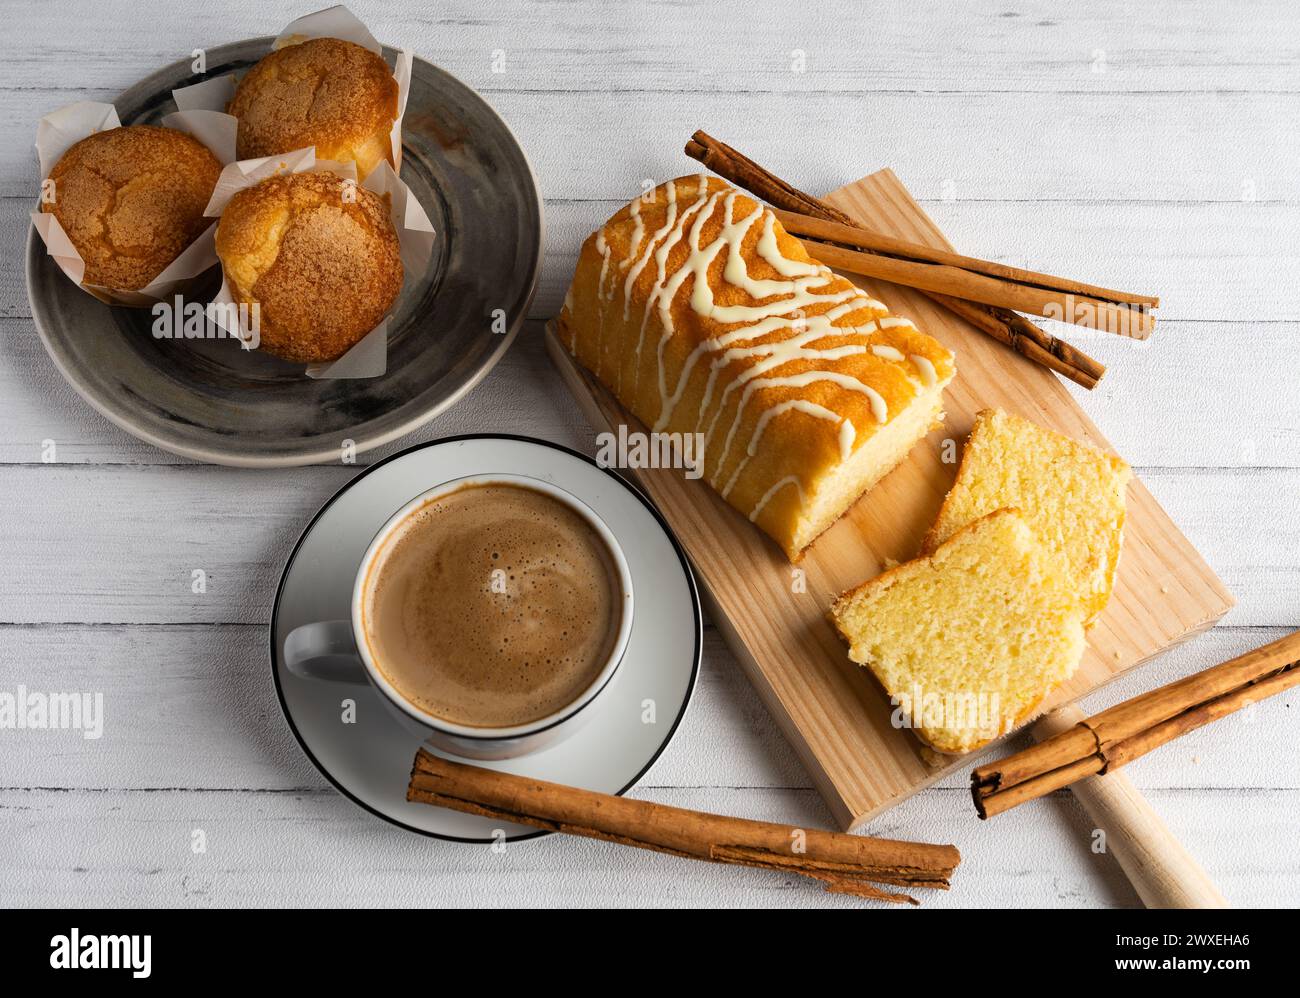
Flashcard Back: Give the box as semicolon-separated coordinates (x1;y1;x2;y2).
215;171;403;363
228;38;398;178
41;125;221;290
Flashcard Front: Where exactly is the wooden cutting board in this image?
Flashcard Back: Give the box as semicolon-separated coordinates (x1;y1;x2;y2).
545;168;1235;831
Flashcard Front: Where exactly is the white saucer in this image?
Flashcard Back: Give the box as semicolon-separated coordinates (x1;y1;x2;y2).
270;435;702;841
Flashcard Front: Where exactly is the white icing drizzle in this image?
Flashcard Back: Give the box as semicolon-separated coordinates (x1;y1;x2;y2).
622;197;644;270
652;186;731;410
838;414;856;460
595;229;612;301
721;400;853;498
632;177;715;393
756;211;821;278
662;302;870;437
699;326;866;449
695;311;872;432
653;192;884;431
593;229;613;372
910;354;937;387
713;369;887;482
564;287;576;349
623;180;676;321
748;476;805;523
871;344;905;361
612;197;647;392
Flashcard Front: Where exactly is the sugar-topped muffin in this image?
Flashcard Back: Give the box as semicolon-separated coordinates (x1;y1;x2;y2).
214;171;402;363
228;38;398;178
41;125;221;290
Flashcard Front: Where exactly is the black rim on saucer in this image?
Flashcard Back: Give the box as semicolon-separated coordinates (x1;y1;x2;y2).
267;435;704;843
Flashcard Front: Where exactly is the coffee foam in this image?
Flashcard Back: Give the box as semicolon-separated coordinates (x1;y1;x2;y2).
361;483;623;728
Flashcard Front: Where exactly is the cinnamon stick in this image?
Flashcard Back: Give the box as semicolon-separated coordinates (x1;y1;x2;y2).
685;132;856;225
929;294;1106;390
794;234;1154;339
684;129;1107;389
971;630;1300;819
408;748;960;904
774;208;1158;338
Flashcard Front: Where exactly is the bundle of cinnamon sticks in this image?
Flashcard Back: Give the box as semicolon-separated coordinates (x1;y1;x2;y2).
685;130;1160;390
972;630;1300;818
408;748;960;904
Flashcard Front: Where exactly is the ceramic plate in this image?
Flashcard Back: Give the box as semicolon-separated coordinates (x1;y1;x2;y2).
270;436;702;841
25;41;542;466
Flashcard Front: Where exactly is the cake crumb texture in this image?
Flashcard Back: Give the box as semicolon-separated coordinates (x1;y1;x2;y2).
831;508;1087;753
923;408;1132;624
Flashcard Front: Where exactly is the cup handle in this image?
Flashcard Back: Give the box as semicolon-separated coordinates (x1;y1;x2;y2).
283;621;369;684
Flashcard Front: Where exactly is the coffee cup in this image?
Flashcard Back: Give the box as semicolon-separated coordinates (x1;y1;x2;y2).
283;473;635;760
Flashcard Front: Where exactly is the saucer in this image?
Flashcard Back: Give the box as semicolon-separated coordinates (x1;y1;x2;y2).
270;436;702;841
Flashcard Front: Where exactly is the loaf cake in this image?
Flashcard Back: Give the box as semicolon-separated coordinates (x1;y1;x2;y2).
558;175;955;559
831;508;1087;753
923;408;1132;624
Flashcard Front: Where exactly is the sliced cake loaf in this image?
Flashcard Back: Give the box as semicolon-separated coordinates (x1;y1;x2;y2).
830;509;1087;753
922;408;1132;624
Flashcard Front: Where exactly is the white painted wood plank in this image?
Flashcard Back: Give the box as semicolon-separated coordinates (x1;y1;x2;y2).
1;784;1290;907
0;463;1288;626
9;197;1297;321
2;88;1297;201
1;622;1295;793
6;310;1299;473
3;0;1295;96
1139;469;1300;629
6;189;1300;468
496;90;1300;205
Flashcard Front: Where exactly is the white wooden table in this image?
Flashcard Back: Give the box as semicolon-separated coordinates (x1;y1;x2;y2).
2;0;1297;908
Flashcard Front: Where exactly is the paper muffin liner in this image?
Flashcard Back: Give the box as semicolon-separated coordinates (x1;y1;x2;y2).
201;146;436;380
172;4;413;179
31;101;239;307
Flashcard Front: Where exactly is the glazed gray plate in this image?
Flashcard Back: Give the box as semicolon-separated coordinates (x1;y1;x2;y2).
25;40;543;466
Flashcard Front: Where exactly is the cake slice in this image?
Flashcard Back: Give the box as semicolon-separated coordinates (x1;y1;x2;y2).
558;175;955;560
830;509;1086;753
922;408;1132;624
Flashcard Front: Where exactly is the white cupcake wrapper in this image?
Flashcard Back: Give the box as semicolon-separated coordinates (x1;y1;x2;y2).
202;147;436;380
30;101;236;307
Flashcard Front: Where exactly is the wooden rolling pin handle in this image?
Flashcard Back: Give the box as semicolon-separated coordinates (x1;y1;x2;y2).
1033;704;1228;909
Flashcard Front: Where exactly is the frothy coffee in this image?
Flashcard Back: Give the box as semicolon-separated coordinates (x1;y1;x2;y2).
361;483;624;728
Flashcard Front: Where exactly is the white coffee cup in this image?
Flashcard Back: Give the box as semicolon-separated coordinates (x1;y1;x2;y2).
283;474;635;760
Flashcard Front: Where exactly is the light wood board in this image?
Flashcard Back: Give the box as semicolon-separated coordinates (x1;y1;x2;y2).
545;168;1236;832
